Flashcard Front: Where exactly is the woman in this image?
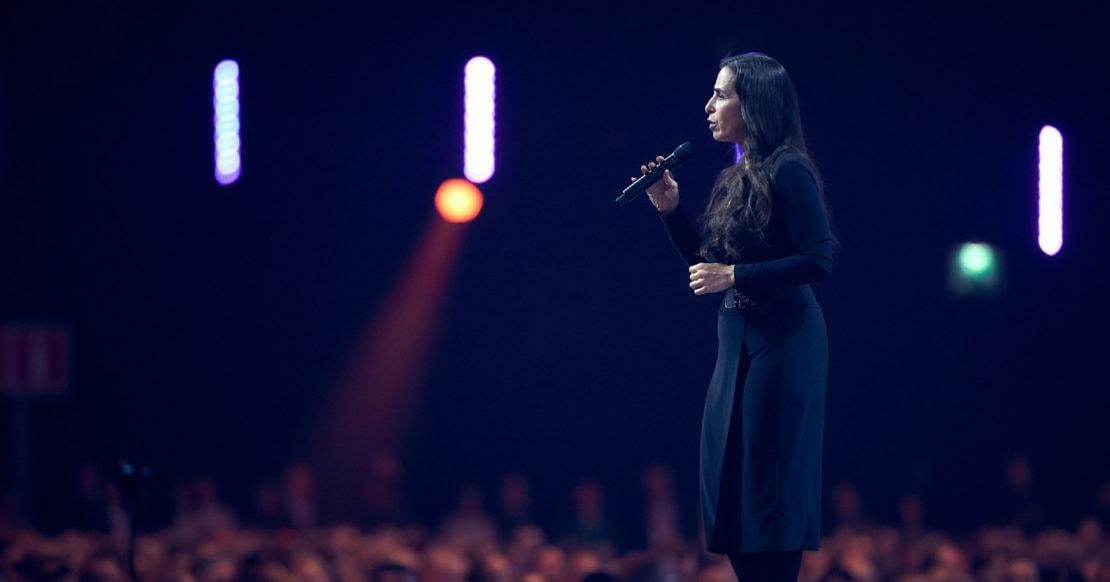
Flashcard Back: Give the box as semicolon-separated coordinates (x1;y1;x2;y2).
635;53;834;581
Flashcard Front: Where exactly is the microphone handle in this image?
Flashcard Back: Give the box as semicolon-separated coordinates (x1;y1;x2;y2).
614;154;676;207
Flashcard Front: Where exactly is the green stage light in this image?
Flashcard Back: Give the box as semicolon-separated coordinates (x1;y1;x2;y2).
948;242;1002;296
957;243;996;279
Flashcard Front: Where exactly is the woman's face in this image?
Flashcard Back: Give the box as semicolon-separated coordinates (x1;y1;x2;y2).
705;67;745;145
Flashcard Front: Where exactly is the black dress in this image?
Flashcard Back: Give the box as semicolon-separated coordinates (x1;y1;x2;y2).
659;152;834;554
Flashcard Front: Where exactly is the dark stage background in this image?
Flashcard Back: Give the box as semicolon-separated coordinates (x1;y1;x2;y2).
1;1;1107;535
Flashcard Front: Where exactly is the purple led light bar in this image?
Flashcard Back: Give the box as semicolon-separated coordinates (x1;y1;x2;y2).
214;60;241;185
464;56;495;184
1038;126;1062;256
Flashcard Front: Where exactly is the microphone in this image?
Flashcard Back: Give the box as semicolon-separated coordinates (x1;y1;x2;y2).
614;142;695;207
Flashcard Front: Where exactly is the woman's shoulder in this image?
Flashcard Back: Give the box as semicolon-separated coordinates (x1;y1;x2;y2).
769;151;818;192
770;150;814;179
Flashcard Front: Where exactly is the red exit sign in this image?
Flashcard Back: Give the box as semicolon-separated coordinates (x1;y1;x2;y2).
0;324;70;396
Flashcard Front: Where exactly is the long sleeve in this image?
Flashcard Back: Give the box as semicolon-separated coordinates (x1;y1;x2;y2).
732;159;834;292
658;204;707;266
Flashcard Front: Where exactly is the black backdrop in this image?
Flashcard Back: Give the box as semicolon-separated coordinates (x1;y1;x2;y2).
2;0;1107;534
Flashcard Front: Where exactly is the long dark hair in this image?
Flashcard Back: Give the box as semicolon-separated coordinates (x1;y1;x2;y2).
701;52;821;262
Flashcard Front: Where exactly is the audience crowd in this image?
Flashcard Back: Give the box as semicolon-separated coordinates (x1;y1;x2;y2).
1;454;1107;581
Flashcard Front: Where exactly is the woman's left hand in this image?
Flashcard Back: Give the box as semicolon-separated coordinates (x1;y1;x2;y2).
689;263;735;295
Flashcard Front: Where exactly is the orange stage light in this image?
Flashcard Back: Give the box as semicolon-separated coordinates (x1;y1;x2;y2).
435;179;483;223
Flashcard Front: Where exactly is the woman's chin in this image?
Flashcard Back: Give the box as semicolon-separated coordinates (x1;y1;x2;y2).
711;132;741;146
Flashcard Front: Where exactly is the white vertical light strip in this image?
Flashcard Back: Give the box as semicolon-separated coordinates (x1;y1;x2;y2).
464;56;495;184
214;60;241;185
1038;125;1063;256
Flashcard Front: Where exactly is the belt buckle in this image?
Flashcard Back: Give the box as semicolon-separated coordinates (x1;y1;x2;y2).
726;289;757;309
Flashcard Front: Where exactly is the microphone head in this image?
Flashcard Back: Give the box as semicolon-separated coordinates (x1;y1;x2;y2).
673;141;695;162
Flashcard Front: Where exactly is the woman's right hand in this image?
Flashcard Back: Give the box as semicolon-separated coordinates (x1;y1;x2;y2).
633;155;680;214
